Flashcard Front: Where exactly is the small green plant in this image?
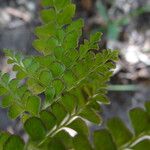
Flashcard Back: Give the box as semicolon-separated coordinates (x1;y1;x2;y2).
96;1;150;40
0;0;149;149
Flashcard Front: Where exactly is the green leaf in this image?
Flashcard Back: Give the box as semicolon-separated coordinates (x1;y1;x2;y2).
54;130;73;149
35;23;56;38
32;38;58;55
145;101;150;115
52;79;64;96
132;140;150;150
61;93;76;113
26;61;39;75
16;70;27;79
50;102;67;124
1;95;12;108
12;65;20;72
107;23;120;40
96;1;109;22
35;55;56;67
22;57;33;68
80;107;101;124
27;78;45;95
94;129;117;150
40;110;57;130
67;19;84;33
1;73;9;84
0;132;10;150
129;108;150;135
57;4;76;26
4;135;24;150
8;79;19;91
24;117;46;141
40;9;56;23
0;85;7;96
45;87;55;103
39;70;53;86
48;138;66;150
90;32;102;45
8;103;24;119
41;0;54;7
73;134;93;150
63;31;81;50
21;113;30;123
7;58;15;64
68;118;89;136
50;62;65;77
107;117;133;146
54;0;70;11
17;85;28;98
26;96;41;115
63;70;77;88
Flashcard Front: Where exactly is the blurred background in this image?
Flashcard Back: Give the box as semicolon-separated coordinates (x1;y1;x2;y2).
0;0;150;134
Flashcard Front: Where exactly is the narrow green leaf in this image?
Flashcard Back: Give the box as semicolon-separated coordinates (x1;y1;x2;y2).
107;23;120;40
96;1;109;22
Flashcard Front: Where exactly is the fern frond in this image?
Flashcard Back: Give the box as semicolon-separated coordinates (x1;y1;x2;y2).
0;0;119;149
